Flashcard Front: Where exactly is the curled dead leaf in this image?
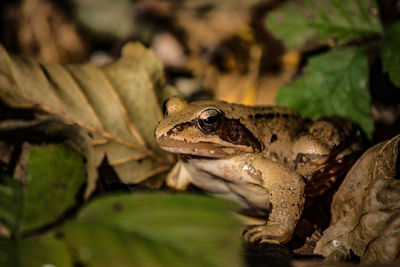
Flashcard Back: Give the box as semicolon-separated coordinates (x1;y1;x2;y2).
0;42;175;189
314;134;400;264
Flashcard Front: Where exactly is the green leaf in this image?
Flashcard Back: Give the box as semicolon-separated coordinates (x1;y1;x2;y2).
277;47;373;136
60;193;243;267
0;176;23;235
0;144;86;235
21;144;86;232
0;235;73;267
266;0;383;49
265;1;318;49
381;21;400;87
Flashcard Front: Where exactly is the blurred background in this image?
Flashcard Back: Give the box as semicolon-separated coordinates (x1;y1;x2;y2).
0;0;297;105
1;0;399;141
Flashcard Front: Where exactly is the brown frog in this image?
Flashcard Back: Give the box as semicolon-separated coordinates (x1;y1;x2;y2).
154;95;364;244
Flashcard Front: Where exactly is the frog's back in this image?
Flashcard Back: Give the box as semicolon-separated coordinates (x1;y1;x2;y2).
236;105;311;164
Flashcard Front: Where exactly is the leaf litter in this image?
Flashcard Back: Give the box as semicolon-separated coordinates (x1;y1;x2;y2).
314;134;400;263
0;118;93;235
0;42;176;189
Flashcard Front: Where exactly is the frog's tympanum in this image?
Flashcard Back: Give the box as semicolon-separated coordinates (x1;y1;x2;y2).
155;96;364;244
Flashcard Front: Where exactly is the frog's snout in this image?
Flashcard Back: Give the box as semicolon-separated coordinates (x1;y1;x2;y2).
154;122;165;141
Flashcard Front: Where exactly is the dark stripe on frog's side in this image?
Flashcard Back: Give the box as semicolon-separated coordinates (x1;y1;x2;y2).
215;118;264;152
166;121;194;135
166;118;263;152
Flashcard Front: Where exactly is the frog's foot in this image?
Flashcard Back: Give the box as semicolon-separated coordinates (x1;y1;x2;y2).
243;224;293;245
303;117;365;197
165;161;192;190
323;244;351;263
305;145;362;197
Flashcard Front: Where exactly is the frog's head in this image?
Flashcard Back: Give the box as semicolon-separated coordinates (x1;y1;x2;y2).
155;95;262;158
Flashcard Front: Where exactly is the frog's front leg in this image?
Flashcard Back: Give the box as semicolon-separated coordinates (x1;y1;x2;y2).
242;158;305;244
165;160;192;190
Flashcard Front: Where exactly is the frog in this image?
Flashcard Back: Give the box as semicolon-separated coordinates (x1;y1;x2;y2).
154;95;364;244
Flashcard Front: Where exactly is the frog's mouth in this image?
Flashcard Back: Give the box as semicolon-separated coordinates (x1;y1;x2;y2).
158;140;234;158
157;136;253;158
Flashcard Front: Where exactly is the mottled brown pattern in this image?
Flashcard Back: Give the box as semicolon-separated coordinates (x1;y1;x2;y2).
216;118;264;151
155;95;367;246
248;112;302;120
269;134;278;143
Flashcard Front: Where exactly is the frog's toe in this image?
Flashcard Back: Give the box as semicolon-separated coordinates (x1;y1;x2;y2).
324;247;351;263
243;224;293;244
243;225;265;244
243;225;278;244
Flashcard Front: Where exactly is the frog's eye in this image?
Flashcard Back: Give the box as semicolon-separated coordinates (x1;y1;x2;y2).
197;108;222;133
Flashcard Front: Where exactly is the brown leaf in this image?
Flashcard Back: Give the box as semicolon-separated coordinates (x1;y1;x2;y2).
0;0;88;63
0;42;175;188
140;0;294;106
314;134;400;264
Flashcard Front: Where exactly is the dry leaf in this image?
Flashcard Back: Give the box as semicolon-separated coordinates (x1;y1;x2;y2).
0;42;175;187
314;134;400;264
179;4;293;106
137;0;293;106
0;0;88;63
